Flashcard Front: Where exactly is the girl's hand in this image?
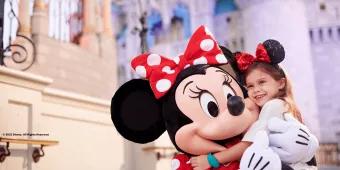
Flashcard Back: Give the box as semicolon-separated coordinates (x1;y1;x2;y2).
190;155;211;170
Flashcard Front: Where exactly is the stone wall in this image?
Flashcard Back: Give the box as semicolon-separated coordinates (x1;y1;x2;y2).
311;42;340;142
0;67;123;170
29;34;117;100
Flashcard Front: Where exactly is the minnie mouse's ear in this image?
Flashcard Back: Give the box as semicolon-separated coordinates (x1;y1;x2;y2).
219;45;248;97
111;79;165;143
263;39;285;64
219;46;239;77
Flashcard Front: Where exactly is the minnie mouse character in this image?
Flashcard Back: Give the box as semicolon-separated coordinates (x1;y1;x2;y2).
111;26;317;170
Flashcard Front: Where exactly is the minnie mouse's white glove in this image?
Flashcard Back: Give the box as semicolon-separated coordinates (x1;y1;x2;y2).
268;114;319;164
240;131;281;170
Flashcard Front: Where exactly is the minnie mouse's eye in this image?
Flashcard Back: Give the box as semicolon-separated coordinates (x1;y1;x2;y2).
199;92;219;118
223;85;235;100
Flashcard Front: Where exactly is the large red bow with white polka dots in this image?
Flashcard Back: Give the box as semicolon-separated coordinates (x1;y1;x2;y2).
131;25;228;99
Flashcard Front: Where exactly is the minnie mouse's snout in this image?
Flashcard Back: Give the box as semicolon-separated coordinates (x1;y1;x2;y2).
227;96;245;116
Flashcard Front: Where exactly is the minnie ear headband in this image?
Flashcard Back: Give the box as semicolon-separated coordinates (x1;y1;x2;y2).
235;39;285;72
131;25;228;99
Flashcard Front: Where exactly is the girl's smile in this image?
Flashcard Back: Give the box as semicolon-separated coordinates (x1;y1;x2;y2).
245;69;285;107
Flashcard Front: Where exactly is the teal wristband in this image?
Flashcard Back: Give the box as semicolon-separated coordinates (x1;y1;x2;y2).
207;153;220;168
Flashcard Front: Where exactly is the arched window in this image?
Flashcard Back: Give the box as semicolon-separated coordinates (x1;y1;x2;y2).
319;28;323;42
147;9;163;47
214;0;238;15
328;27;333;40
111;2;130;85
309;29;314;42
170;3;191;41
111;2;127;47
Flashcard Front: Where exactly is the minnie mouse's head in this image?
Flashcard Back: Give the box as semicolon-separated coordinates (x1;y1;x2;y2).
111;26;259;155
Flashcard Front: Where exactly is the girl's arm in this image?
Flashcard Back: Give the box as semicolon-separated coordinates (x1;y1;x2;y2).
214;141;252;163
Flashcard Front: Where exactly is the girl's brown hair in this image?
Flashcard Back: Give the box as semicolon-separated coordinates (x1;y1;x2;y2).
244;62;303;123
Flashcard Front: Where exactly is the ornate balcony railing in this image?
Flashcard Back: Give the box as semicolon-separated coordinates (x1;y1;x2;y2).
1;0;36;71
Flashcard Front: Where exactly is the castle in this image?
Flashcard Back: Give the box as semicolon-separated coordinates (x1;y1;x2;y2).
113;0;340;145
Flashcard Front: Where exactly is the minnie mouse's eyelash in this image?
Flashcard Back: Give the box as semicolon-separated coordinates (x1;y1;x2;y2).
196;85;204;91
223;76;232;85
189;89;200;94
189;85;204;98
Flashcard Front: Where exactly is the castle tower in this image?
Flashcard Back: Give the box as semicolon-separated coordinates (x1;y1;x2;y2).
235;0;320;137
188;0;215;32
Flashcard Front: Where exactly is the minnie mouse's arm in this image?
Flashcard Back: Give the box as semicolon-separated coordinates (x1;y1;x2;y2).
213;141;251;163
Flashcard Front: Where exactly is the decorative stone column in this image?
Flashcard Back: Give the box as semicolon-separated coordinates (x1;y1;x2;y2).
235;0;320;137
17;0;31;36
100;0;116;53
79;0;100;55
31;0;49;36
102;0;113;36
99;0;118;92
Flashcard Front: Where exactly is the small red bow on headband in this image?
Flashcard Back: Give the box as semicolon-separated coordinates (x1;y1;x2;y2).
131;25;228;99
235;43;271;72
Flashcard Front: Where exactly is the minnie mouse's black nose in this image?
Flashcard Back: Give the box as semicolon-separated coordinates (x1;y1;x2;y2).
227;96;245;116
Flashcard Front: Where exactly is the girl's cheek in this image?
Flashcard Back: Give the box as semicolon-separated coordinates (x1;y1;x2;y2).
244;98;257;111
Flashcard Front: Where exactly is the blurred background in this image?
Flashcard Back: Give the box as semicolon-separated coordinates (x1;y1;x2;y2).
0;0;339;170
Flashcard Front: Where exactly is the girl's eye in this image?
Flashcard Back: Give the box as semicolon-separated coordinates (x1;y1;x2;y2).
259;80;266;84
223;85;235;100
199;92;219;118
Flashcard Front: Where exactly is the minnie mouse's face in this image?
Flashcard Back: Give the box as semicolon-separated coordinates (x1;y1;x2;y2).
174;67;259;155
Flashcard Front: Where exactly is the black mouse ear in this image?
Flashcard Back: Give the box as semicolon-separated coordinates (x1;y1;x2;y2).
219;46;239;73
219;45;246;87
219;45;233;58
262;39;285;64
111;79;165;143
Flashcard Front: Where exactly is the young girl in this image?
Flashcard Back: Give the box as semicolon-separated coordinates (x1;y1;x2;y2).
190;39;318;170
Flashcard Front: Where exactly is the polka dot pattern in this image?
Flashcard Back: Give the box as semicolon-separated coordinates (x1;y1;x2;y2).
156;79;171;92
184;64;191;69
135;65;146;77
171;159;180;170
200;39;214;51
193;56;208;65
162;66;175;74
173;56;180;64
215;54;228;64
147;54;161;66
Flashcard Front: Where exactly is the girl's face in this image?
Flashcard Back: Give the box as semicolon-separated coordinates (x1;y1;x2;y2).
245;68;285;107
